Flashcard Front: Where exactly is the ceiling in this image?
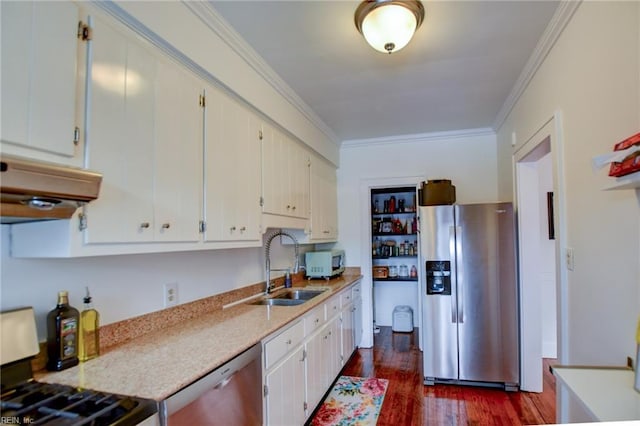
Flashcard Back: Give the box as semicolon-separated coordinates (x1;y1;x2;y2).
209;1;560;143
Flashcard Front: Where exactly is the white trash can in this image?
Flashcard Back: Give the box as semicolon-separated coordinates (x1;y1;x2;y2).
392;305;413;332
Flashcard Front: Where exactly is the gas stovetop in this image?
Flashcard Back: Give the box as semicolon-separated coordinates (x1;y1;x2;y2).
1;380;157;426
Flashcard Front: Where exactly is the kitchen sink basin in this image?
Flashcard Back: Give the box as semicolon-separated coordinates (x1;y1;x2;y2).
249;298;306;306
248;288;328;307
272;289;327;301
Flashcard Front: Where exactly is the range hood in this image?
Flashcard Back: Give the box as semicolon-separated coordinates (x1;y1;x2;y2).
0;154;102;224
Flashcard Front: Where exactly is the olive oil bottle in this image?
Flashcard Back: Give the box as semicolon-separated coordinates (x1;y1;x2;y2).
79;287;100;362
46;291;80;371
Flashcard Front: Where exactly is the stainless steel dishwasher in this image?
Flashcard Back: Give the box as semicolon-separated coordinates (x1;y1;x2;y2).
160;343;262;426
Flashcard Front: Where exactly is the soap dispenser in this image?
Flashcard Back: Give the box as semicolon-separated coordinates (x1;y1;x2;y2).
79;287;100;362
284;269;292;288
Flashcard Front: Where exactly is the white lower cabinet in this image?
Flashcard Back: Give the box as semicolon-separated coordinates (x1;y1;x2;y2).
262;282;361;425
352;281;363;349
264;345;306;426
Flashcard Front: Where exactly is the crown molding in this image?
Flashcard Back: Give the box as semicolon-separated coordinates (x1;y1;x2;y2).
185;1;340;146
493;0;582;132
341;127;495;149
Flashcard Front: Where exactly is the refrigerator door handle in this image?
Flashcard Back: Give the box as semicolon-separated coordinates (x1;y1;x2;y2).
455;225;464;324
449;226;457;324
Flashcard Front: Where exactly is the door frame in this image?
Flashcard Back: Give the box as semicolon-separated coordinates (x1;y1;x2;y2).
512;111;569;392
358;175;423;349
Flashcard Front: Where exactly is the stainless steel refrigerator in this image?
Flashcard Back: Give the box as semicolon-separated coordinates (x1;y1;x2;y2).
418;203;519;390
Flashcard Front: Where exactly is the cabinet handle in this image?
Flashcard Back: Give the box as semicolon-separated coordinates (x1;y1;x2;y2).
323;230;330;234
230;226;237;231
240;226;246;232
140;222;150;229
315;318;319;323
286;339;292;345
292;206;296;211
161;223;170;229
286;205;291;210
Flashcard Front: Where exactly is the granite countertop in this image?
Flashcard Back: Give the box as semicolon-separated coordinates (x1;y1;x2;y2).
37;274;362;402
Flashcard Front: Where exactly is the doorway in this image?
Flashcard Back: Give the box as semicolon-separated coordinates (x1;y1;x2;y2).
514;113;567;392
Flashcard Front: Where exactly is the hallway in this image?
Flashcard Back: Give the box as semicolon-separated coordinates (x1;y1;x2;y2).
341;327;556;425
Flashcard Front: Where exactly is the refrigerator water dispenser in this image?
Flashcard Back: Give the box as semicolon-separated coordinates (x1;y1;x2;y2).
425;261;451;295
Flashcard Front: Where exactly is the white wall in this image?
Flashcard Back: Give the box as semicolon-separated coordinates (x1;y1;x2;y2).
0;226;306;341
337;131;500;346
497;1;640;366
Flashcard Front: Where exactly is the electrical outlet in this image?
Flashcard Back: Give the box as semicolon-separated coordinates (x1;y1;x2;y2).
565;247;574;271
164;283;179;308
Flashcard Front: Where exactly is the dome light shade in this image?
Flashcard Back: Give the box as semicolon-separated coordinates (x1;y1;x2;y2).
355;0;425;54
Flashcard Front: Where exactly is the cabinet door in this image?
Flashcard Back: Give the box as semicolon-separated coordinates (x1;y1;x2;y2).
261;124;287;216
341;304;355;365
327;317;341;379
84;15;155;243
310;155;338;241
153;59;203;242
353;283;363;348
261;126;309;219
305;328;327;418
288;140;310;219
203;87;261;242
264;346;306;426
1;1;80;158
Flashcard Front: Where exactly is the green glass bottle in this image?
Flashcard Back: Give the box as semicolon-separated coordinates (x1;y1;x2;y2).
46;291;80;371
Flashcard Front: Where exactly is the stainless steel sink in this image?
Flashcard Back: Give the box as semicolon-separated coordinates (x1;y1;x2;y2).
248;288;327;307
249;298;306;306
272;289;327;301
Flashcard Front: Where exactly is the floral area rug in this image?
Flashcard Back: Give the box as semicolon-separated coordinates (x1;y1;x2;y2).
310;376;389;426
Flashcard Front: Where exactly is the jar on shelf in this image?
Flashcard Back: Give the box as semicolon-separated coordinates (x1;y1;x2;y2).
388;265;398;277
399;264;409;277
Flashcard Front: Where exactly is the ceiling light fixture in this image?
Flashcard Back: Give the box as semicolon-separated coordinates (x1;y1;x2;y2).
354;0;425;54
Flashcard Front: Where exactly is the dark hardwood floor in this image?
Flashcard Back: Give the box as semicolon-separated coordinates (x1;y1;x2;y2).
340;327;556;426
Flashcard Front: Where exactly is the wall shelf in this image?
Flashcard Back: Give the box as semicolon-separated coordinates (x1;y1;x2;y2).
603;172;640;190
373;277;418;282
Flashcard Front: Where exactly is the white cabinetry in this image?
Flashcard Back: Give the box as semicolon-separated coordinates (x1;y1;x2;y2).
84;15;202;244
352;281;363;348
1;0;83;162
309;154;338;241
264;345;306;426
203;85;261;244
263;320;306;426
340;288;355;365
261;122;310;228
262;282;361;424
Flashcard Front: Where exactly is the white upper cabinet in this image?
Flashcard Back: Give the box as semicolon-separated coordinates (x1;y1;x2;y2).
203;85;262;244
1;1;83;161
84;15;155;243
84;15;202;245
152;58;203;243
309;154;338;241
261;123;310;221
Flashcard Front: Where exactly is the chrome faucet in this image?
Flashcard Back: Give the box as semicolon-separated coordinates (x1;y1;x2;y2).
265;230;299;294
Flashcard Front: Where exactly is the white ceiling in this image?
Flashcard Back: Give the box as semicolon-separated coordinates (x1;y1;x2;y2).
209;1;560;143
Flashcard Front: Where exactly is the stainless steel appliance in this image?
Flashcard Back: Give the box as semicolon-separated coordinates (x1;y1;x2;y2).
0;307;158;425
305;249;345;279
160;343;262;426
0;154;102;223
419;203;519;390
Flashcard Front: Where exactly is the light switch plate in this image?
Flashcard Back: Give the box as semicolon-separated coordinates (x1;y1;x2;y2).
565;247;574;271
